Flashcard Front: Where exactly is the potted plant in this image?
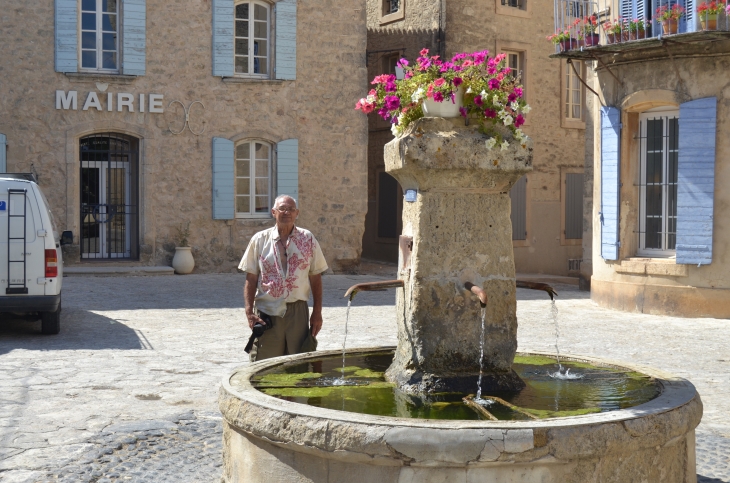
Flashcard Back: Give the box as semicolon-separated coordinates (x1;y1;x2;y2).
697;0;726;30
355;48;531;148
582;15;601;46
625;18;648;40
656;4;685;34
547;28;578;52
602;19;623;43
172;221;195;274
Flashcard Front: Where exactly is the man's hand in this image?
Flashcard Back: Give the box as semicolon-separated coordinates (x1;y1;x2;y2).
310;310;323;337
246;311;265;330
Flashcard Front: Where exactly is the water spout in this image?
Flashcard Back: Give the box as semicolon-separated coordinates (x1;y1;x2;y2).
516;280;558;300
464;282;488;307
344;280;405;301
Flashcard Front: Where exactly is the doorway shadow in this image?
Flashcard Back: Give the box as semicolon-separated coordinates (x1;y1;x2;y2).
698;477;729;483
0;309;147;355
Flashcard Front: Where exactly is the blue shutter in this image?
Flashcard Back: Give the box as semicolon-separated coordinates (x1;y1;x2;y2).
275;0;297;80
0;134;7;173
685;0;696;32
212;137;235;220
55;0;78;72
122;0;146;75
212;0;234;77
277;139;299;201
600;107;621;261
620;0;634;21
676;97;716;265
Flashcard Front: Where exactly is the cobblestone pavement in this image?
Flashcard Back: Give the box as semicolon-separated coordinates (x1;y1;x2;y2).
0;273;728;482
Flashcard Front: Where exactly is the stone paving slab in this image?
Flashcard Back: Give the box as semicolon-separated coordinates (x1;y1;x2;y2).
0;274;727;482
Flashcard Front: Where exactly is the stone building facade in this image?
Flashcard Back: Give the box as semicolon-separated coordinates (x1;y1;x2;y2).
363;0;592;278
553;0;730;316
0;0;368;272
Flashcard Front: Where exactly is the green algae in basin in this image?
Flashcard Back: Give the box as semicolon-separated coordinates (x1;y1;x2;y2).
237;352;661;421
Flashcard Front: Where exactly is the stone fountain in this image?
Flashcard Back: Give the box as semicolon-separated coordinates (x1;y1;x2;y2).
219;118;702;483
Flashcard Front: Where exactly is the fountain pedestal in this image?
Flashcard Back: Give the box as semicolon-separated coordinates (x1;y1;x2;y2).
383;118;532;394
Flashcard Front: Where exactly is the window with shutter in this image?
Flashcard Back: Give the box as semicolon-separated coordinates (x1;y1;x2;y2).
675;97;716;265
55;0;78;72
213;0;235;76
212;138;235;220
235;141;272;217
510;175;527;241
600;107;621;260
234;1;270;77
80;0;120;72
275;0;297;80
122;0;146;75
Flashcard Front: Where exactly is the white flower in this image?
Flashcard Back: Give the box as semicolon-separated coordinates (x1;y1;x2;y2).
522;104;532;114
503;114;513;126
485;138;497;150
493;95;501;105
500;140;510;151
510;102;520;111
466;86;473;94
514;129;526;143
391;123;400;136
366;94;377;103
481;90;487;97
411;87;425;103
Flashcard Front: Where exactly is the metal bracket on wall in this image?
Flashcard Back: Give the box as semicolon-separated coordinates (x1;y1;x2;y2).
567;58;607;107
168;100;207;136
588;52;623;87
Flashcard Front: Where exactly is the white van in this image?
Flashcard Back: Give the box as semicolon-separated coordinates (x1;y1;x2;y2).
0;174;67;334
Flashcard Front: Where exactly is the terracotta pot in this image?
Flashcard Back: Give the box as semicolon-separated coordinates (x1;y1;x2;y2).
662;19;679;34
637;29;647;39
700;14;718;30
606;32;616;44
584;33;600;46
172;246;195;274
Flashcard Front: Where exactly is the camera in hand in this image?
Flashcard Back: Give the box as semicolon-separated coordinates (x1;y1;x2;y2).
245;312;273;353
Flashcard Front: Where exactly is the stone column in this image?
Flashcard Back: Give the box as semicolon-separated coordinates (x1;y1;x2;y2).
383;117;533;394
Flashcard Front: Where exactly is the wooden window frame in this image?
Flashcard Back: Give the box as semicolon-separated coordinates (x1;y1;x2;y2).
79;0;120;73
495;0;531;18
235;139;275;219
560;168;584;246
380;0;405;24
234;0;271;79
561;61;586;129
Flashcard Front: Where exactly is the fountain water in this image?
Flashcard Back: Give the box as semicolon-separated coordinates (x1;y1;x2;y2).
219;118;702;483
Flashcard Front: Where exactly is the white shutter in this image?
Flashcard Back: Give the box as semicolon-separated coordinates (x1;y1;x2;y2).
0;134;6;173
600;107;621;261
212;138;235;220
55;0;78;72
122;0;146;75
277;139;299;201
275;0;297;80
212;0;234;77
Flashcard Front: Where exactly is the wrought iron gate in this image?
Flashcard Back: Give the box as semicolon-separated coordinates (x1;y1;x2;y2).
80;133;139;259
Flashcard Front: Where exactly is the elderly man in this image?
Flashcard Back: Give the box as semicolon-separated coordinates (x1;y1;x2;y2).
239;195;328;361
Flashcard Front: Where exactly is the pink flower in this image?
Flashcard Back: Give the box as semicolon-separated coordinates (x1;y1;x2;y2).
515;114;525;127
453;77;463;87
378;108;390;120
433;91;444;102
488;78;501;90
385;81;397;92
355;98;375;114
405;71;413;79
371;74;390;85
508;93;517;103
397;58;409;67
459;107;468;117
487;67;497;75
484;108;497;118
384;95;400;110
462;60;474;67
420;48;429;56
513;87;524;98
474;95;483;106
434;78;446;87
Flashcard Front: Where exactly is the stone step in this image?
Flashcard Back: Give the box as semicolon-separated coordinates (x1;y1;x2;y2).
516;273;579;286
63;266;175;277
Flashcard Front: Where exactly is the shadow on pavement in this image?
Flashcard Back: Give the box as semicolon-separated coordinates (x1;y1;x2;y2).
698;477;729;483
0;309;147;355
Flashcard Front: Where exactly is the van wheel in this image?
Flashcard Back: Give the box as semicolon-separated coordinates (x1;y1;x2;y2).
41;302;61;335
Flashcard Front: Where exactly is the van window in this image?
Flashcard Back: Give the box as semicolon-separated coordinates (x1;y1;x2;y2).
0;192;37;244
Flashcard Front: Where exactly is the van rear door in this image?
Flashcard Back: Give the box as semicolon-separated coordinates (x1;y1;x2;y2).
0;183;45;297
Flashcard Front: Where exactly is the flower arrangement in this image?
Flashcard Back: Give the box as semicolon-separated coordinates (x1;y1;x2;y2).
656;4;685;20
697;0;726;16
355;49;530;148
581;15;599;35
602;19;624;35
547;29;574;44
626;18;647;32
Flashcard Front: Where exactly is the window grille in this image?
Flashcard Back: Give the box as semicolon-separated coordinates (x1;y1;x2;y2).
235;141;272;216
80;0;119;71
501;0;522;7
568;258;582;271
637;110;679;256
235;1;270;76
510;175;527;240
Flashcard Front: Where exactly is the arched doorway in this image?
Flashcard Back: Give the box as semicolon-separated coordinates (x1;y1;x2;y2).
79;133;139;259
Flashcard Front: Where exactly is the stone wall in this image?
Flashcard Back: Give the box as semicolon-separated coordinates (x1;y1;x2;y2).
0;0;368;272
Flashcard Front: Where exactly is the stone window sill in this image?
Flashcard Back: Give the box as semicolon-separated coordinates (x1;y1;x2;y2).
615;257;688;277
222;77;285;84
380;8;405;25
65;73;137;84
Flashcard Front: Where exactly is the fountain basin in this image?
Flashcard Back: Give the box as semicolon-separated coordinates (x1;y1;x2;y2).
219;347;701;483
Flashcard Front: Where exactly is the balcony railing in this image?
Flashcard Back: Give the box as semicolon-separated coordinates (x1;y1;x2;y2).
552;0;730;54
